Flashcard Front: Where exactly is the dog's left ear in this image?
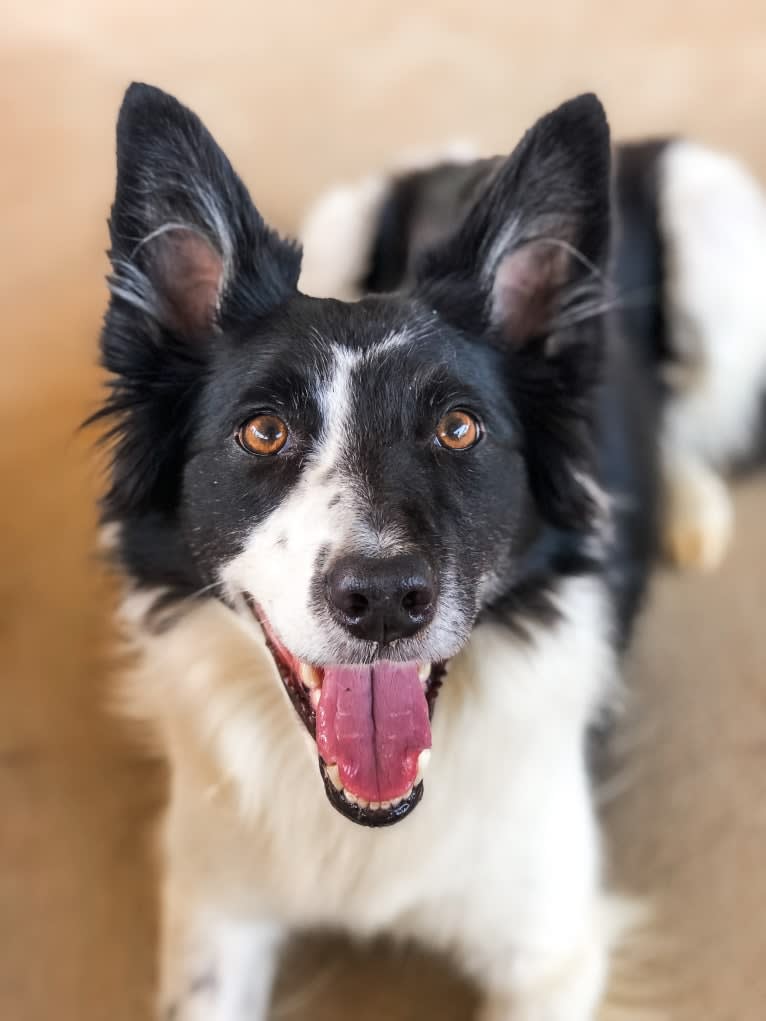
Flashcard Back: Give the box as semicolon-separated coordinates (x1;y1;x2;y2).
108;83;302;339
415;93;612;345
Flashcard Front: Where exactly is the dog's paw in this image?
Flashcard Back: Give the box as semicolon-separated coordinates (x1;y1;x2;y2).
662;455;733;571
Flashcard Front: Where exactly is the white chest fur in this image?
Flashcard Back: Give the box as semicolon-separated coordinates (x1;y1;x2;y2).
122;577;620;1019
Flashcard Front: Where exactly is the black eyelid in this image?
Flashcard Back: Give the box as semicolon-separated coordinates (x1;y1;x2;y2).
442;408;485;432
235;409;287;433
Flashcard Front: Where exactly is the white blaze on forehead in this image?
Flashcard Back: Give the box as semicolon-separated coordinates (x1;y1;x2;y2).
219;335;415;662
314;341;358;483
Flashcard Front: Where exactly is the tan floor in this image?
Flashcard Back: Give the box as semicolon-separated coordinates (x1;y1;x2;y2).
1;4;765;1020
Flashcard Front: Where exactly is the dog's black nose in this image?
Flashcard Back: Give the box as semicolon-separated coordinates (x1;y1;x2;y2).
325;554;437;644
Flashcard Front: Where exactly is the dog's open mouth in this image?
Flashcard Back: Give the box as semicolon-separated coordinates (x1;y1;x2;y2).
246;598;445;827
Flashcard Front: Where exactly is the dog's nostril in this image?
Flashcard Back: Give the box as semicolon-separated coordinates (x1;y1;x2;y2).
343;592;369;620
401;587;432;616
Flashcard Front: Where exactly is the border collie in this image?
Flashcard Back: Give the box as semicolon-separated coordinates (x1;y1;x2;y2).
95;84;766;1020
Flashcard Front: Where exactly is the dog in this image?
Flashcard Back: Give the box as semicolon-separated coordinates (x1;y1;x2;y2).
94;83;766;1020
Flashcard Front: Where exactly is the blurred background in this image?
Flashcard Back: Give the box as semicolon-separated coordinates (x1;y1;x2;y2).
2;3;765;1019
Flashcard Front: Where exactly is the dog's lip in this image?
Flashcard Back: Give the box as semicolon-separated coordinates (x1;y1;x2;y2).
320;760;425;827
243;594;446;827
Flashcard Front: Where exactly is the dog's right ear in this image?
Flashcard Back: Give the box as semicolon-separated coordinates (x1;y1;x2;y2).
95;85;302;521
107;83;301;340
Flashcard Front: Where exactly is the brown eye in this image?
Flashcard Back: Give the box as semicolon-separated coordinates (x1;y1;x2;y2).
435;410;482;451
237;414;289;456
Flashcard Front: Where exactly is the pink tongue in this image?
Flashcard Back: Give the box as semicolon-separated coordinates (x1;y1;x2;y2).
316;663;431;803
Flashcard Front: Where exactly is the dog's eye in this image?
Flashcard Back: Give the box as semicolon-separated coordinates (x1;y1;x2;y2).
237;414;289;456
435;410;482;451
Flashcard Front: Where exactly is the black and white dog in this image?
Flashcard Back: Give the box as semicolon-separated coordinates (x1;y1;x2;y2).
96;84;766;1020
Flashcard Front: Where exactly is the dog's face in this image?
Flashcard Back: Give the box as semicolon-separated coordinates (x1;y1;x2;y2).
99;85;611;825
191;300;521;663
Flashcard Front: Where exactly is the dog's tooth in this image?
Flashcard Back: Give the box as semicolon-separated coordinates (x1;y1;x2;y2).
356;796;369;809
417;662;431;684
344;788;358;805
380;800;392;810
310;688;321;709
325;764;342;791
299;662;321;689
369;801;381;811
390;795;402;807
416;748;431;782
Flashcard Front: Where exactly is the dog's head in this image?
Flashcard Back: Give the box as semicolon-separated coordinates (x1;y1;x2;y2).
98;84;611;826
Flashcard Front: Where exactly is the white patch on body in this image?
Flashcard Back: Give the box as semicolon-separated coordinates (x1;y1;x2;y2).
299;176;389;300
659;140;766;466
657;140;766;569
299;141;479;301
120;574;638;1021
389;138;479;172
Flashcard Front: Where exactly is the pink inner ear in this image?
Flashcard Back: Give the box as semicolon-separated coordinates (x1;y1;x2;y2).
492;240;570;345
151;229;224;337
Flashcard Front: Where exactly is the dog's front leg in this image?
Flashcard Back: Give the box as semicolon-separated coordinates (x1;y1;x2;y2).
477;937;608;1021
475;909;610;1021
159;877;283;1021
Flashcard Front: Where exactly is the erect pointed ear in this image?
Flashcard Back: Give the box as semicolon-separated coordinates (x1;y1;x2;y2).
107;83;301;338
414;96;613;534
416;93;612;346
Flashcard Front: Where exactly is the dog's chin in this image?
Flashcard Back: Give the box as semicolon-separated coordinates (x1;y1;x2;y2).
244;595;447;828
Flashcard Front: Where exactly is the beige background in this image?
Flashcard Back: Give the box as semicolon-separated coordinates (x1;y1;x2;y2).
1;3;765;1020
